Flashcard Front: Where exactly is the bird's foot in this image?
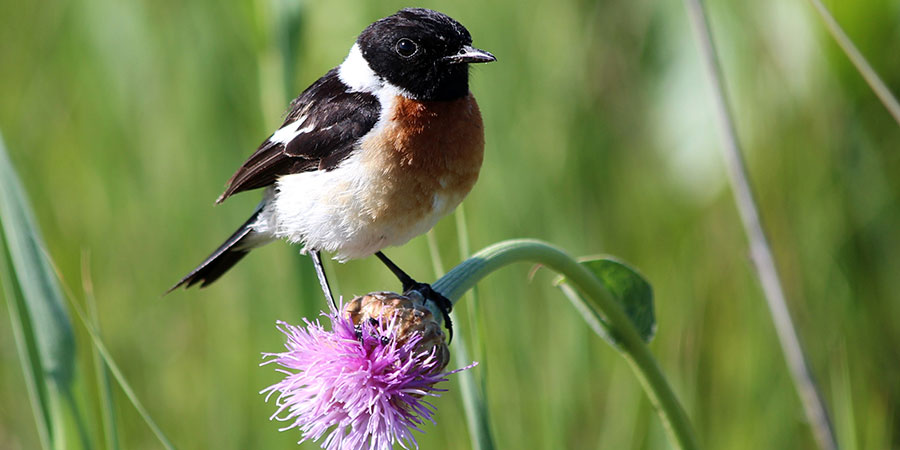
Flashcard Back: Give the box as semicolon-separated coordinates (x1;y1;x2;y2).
403;282;453;343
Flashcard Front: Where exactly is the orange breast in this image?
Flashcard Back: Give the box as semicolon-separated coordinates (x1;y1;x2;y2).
360;93;485;223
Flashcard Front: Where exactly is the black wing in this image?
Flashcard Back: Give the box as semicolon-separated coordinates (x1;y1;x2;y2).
216;68;380;203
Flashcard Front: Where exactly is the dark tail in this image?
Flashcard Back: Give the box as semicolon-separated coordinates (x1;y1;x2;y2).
166;211;264;293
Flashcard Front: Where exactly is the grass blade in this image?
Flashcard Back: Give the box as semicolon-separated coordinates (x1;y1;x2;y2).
0;241;52;450
0;132;79;449
67;298;176;450
452;205;495;450
449;320;495;450
681;1;838;448
806;0;900;127
43;247;174;449
1;132;160;449
82;252;120;450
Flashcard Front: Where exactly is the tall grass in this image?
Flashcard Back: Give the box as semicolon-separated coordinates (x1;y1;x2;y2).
1;135;174;449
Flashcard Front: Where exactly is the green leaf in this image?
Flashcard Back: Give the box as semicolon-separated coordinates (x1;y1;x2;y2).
0;132;80;448
555;256;656;345
581;258;656;342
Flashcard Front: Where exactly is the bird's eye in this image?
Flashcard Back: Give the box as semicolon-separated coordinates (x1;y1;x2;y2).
395;38;418;57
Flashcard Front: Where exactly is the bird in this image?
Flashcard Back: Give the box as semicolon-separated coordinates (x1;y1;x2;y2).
168;8;495;329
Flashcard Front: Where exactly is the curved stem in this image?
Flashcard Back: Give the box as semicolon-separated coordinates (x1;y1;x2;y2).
432;239;699;450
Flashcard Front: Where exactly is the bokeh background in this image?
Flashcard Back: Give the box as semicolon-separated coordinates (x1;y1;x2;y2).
1;0;899;448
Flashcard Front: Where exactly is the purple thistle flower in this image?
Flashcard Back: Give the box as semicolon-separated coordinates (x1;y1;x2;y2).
261;297;474;450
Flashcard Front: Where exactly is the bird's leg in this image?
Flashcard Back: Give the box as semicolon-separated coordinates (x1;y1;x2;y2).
310;250;336;309
374;251;453;342
374;251;417;289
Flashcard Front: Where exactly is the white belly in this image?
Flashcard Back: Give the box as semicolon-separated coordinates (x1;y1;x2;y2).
250;151;463;261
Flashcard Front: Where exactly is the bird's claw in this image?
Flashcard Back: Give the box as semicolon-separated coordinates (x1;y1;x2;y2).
403;282;454;343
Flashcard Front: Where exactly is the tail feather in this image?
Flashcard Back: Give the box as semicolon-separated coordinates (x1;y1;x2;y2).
166;211;264;293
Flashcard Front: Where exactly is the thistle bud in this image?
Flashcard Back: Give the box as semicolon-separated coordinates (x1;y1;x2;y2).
343;291;450;372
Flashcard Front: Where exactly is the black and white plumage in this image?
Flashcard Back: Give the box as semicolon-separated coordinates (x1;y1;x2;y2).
216;69;380;202
169;8;495;306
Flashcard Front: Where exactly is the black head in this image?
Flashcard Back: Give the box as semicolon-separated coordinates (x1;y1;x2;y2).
357;8;495;101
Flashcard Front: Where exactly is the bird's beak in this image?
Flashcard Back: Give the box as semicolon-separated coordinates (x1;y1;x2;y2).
442;45;497;64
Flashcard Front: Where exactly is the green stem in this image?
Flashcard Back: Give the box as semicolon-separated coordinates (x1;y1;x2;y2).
433;239;699;450
425;229;496;450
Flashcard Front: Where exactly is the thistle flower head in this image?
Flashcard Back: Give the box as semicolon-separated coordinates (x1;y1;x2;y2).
261;292;472;449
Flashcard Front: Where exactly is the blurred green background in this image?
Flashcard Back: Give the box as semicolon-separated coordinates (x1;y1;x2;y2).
1;0;899;448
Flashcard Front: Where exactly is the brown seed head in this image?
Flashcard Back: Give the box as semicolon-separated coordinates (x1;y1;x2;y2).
343;291;450;372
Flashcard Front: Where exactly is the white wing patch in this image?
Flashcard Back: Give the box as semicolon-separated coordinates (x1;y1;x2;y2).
268;116;314;145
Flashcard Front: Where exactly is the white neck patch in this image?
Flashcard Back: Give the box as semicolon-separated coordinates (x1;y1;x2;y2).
338;44;383;93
